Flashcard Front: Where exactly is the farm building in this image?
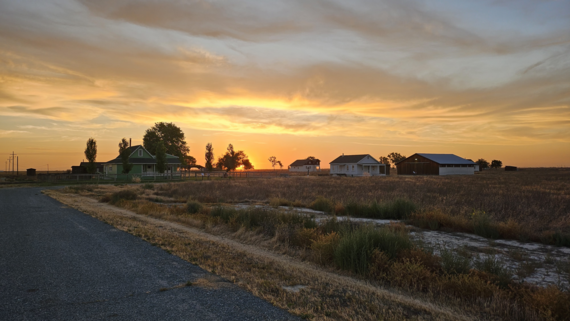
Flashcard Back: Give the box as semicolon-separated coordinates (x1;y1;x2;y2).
289;158;321;172
104;145;181;176
396;153;475;176
329;154;387;177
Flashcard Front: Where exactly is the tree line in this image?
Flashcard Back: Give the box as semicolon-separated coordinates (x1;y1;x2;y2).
82;122;254;174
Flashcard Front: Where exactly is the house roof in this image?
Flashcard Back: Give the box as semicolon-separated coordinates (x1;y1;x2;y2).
289;158;320;167
330;154;378;164
106;158;181;165
398;153;475;165
79;162;105;167
105;144;181;164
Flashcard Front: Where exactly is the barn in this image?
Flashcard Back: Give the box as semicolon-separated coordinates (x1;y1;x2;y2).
395;153;476;176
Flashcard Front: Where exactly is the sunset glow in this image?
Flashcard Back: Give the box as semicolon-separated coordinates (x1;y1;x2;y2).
1;0;569;170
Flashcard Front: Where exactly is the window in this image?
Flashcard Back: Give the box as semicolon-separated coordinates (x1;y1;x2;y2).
352;165;354;171
138;149;143;157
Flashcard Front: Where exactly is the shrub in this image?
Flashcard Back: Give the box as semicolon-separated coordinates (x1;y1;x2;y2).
473;255;513;287
269;197;291;207
186;200;203;214
142;183;154;190
110;189;138;204
334;226;412;275
311;232;340;265
310;197;334;213
440;247;471;275
291;228;319;248
100;194;112;203
472;211;500;239
131;175;141;183
343;199;417;220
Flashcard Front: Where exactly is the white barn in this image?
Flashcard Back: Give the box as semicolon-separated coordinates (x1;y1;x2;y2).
289;158;320;172
329;154;387;177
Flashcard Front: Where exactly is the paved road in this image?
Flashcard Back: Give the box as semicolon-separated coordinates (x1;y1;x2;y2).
0;187;296;320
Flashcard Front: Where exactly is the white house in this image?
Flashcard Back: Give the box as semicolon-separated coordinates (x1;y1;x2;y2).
289;158;320;172
329;154;387;177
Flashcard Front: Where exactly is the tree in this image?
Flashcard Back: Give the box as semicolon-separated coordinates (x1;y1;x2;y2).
143;122;190;164
277;161;283;169
205;143;214;172
268;156;281;170
387;152;406;166
119;138;133;174
216;144;253;172
184;155;197;166
378;156;390;166
490;159;503;169
476;158;489;170
155;141;167;173
84;138;97;174
242;158;254;170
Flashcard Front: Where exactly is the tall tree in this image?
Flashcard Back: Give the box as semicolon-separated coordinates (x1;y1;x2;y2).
84;138;97;174
216;144;253;172
119;138;133;174
476;158;489;169
387;152;406;166
143;122;190;164
155;141;167;173
205;143;214;172
490;159;503;169
378;156;390;166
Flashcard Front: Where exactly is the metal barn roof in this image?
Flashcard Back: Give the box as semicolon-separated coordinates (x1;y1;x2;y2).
415;153;475;165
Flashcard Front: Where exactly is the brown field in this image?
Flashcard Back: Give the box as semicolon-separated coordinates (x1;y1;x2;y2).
159;168;570;243
47;170;570;320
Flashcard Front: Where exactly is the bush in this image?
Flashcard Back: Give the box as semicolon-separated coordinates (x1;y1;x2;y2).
473;256;513;287
142;183;154;190
472;211;500;239
291;228;319;248
110;189;138;204
209;206;316;237
311;232;340;265
342;199;417;220
440;247;471;275
186;200;203;214
310;197;334;213
334;226;412;275
269;197;291;207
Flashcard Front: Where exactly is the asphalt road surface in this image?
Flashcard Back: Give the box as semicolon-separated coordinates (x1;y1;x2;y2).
0;187;297;320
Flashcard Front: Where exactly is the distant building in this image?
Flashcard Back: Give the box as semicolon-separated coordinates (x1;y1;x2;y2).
396;153;475;176
329;154;387;177
289;158;321;172
104;145;181;176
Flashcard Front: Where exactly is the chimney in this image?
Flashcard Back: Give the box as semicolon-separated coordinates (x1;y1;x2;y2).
129;138;131;147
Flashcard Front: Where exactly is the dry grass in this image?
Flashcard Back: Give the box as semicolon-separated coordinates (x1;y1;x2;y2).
153;169;570;245
47;187;570;320
45;189;470;321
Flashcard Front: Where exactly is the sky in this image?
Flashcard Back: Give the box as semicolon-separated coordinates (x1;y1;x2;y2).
1;0;569;170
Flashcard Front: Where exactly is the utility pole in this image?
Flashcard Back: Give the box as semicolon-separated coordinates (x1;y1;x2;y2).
17;156;18;176
47;164;49;174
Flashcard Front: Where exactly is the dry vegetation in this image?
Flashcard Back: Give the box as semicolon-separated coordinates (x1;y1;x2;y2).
48;171;570;320
155;169;570;246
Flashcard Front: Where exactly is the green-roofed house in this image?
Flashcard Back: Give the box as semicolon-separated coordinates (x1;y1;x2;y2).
104;145;182;177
